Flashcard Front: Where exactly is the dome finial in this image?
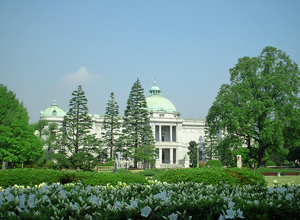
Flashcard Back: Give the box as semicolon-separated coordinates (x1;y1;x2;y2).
52;98;58;107
149;78;161;96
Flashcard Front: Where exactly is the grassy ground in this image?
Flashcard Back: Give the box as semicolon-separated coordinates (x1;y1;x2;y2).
265;176;300;186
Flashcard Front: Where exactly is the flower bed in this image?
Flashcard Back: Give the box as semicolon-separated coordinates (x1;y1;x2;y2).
0;181;299;219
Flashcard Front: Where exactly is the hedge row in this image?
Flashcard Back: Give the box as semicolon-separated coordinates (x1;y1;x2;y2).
0;169;147;188
0;167;266;188
155;167;267;186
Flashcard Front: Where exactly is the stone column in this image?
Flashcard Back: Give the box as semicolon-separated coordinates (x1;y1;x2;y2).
170;148;173;164
159;148;162;163
170;126;173;142
159;125;161;142
174;126;177;142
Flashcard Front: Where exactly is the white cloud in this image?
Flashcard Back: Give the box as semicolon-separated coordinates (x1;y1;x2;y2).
61;67;100;85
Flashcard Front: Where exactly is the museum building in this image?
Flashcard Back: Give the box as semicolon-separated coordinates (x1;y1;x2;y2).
40;81;205;168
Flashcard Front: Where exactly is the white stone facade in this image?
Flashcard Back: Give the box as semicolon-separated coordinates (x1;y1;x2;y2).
40;82;206;168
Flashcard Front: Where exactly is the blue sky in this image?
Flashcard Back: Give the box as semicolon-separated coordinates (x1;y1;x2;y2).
1;1;300;123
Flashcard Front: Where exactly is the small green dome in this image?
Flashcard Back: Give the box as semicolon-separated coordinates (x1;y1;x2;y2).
41;99;66;117
146;80;177;113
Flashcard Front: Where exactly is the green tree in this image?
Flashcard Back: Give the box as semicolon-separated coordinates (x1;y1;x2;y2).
48;153;72;170
187;141;198;167
0;85;43;167
63;85;98;155
215;136;237;167
45;122;59;151
135;144;156;169
204;128;220;160
206;46;300;167
122;78;154;168
69;152;97;171
102;92;121;159
33;120;48;139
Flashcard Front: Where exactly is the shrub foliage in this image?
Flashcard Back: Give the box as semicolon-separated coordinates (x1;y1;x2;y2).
206;160;222;167
155;167;266;186
0;168;147;188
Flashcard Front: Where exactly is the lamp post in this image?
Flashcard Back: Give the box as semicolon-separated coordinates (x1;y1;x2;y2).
197;136;203;168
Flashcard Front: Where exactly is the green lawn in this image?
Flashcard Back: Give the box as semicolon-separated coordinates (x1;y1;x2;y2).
265;176;300;186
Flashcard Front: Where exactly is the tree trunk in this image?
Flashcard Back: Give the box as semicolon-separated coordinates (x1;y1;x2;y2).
2;161;6;170
257;146;267;167
134;158;138;168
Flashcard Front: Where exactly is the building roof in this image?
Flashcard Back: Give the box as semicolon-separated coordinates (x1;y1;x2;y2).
146;80;177;113
40;99;66;117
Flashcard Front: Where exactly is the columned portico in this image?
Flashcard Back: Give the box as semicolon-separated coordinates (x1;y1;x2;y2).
40;80;206;170
155;125;177;143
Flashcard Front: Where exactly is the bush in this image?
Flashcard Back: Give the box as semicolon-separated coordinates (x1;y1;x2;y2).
99;161;115;166
155;167;266;186
199;161;206;167
206;160;222;167
0;168;148;188
266;160;277;166
76;172;147;186
0;169;64;188
224;168;266;186
1;182;300;219
44;160;56;169
48;153;72;170
116;168;131;174
137;168;166;177
69;152;98;171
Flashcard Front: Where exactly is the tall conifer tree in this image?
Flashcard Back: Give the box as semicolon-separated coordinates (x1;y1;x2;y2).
122;78;154;168
102;92;121;158
63;85;97;154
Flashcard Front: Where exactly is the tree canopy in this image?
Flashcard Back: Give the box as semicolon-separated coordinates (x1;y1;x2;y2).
206;46;300;167
102;92;121;158
0;85;43;166
63;85;99;155
122;78;154;168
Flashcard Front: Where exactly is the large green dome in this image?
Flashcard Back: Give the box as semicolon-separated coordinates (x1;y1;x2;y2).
146;81;177;113
41;99;66;117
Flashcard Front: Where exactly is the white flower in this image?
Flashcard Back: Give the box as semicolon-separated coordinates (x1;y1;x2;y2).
168;213;178;220
225;208;236;219
141;206;152;218
28;193;36;208
6;192;14;202
228;201;235;208
154;190;167;201
268;187;274;194
237;209;244;218
130;200;138;208
70;202;79;211
218;214;225;220
88;195;100;204
276;187;287;193
59;190;67;198
285;194;292;201
41;195;49;203
114;201;122;209
18;200;26;209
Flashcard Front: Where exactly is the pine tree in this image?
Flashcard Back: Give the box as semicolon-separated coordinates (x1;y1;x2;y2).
122;78;154;168
102;92;121;158
63;85;97;154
